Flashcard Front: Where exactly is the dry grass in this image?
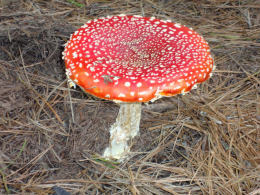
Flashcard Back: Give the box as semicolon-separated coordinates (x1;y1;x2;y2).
0;0;259;194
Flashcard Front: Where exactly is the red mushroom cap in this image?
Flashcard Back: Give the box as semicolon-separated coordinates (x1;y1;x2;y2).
63;15;213;102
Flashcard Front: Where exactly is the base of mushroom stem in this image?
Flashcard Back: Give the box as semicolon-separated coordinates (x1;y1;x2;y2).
103;102;142;160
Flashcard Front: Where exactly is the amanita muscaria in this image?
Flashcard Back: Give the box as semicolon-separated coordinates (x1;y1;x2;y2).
63;15;213;160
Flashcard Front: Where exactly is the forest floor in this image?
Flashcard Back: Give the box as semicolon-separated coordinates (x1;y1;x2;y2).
0;0;259;194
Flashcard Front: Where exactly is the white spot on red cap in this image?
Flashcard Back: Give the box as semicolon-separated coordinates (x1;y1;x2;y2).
72;52;78;58
137;82;142;87
124;82;131;87
174;23;181;28
118;93;126;97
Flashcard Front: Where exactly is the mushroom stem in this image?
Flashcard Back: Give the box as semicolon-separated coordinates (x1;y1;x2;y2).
103;102;142;160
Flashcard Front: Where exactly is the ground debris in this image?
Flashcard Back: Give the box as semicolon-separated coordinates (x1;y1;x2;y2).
0;0;259;194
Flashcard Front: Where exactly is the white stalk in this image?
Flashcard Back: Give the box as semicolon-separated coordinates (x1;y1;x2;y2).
103;103;142;160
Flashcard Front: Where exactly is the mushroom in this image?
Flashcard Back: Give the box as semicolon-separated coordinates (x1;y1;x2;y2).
63;15;213;160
